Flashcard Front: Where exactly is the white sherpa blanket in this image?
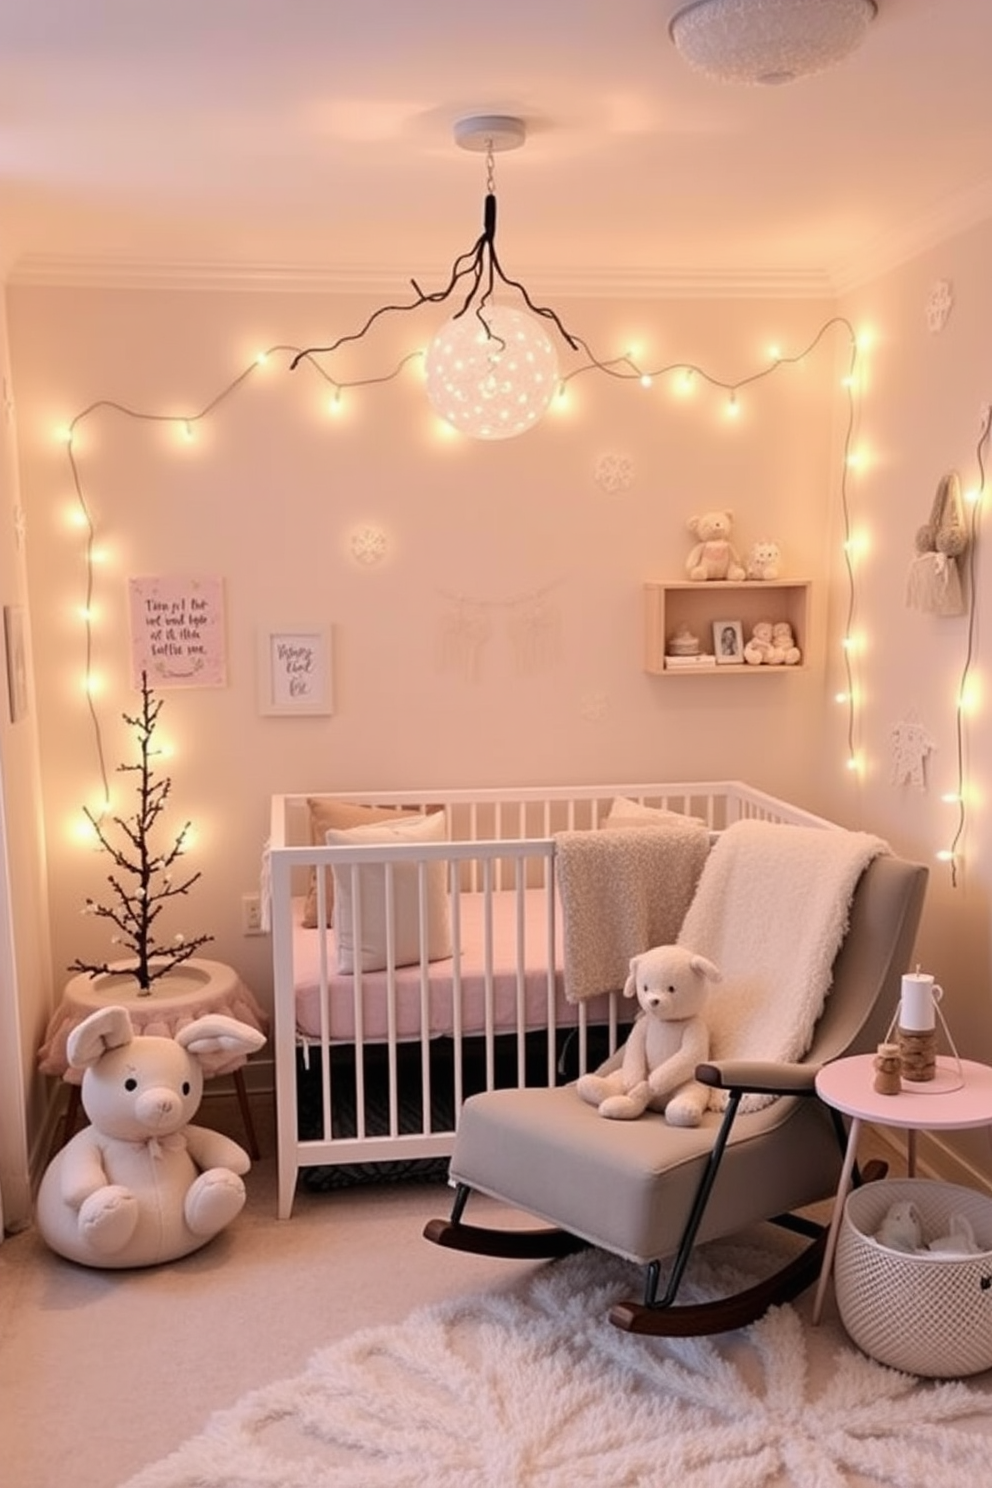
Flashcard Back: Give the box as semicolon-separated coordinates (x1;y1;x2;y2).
556;821;711;1002
677;818;889;1110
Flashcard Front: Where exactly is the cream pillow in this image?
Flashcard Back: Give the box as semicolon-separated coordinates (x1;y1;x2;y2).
604;796;705;829
327;811;452;973
302;799;419;928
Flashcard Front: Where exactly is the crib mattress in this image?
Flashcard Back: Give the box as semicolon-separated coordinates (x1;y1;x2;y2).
292;888;612;1042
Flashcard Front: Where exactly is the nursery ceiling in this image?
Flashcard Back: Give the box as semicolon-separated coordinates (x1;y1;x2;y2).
0;0;990;293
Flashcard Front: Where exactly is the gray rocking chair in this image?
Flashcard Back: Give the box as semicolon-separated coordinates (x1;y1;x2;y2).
424;847;927;1336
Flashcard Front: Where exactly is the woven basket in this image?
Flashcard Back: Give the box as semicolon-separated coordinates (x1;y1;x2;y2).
835;1179;992;1377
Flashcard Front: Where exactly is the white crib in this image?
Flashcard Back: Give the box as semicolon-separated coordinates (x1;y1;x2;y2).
267;780;835;1217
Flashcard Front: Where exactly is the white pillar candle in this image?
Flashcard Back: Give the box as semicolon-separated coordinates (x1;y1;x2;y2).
901;973;939;1031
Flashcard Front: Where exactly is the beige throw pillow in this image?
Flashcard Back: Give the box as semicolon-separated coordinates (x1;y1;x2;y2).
327;811;452;973
604;796;705;829
302;799;419;928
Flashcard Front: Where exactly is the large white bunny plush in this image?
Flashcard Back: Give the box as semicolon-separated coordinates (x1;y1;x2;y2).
575;945;721;1125
36;1004;265;1268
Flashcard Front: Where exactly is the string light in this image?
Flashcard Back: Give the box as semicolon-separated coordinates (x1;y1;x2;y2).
833;320;862;783
940;405;991;885
63;316;860;805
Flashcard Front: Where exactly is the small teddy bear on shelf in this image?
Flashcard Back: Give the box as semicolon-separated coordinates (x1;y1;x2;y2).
576;944;721;1125
743;620;783;666
771;622;801;665
685;510;746;582
745;539;782;581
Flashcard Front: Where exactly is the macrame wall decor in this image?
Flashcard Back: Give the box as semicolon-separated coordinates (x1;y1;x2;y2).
905;468;968;617
437;584;562;682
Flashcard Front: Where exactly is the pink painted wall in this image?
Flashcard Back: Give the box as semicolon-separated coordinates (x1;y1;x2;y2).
818;220;992;1177
7;286;839;1008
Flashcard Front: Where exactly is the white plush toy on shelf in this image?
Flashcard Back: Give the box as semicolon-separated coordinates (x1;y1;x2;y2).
771;622;801;664
743;621;783;666
576;944;720;1126
36;1004;265;1268
745;539;782;580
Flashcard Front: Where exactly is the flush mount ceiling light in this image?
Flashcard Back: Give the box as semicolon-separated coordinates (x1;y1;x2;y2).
669;0;878;86
293;114;575;441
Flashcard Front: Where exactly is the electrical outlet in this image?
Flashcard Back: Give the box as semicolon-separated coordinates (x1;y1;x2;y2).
241;892;265;936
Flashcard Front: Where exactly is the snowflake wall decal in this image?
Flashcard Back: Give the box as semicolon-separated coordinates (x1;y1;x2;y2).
594;453;634;494
580;690;609;721
349;525;387;565
926;279;954;334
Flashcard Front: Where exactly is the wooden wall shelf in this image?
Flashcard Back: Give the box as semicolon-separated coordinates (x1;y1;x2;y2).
644;580;811;676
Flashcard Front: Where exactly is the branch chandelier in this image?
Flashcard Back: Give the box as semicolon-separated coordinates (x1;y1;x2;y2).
291;115;584;441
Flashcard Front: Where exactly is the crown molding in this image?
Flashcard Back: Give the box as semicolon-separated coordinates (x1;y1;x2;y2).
4;253;834;300
11;174;992;300
829;178;992;294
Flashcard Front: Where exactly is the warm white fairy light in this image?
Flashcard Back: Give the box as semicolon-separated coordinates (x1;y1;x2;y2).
61;317;860;826
936;406;990;885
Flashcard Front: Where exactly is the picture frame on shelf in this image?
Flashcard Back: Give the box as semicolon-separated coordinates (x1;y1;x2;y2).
257;625;334;716
712;619;744;665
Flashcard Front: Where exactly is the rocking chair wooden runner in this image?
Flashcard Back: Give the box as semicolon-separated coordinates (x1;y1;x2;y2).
424;847;927;1337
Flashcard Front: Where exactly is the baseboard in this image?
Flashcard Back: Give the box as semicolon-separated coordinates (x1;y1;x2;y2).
869;1124;992;1197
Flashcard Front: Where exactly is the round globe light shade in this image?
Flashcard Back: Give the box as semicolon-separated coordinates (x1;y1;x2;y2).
424;305;559;440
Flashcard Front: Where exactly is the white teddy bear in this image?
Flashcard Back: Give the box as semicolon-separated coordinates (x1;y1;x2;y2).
685;510;746;582
745;539;781;580
771;621;801;664
36;1004;266;1268
575;945;721;1125
743;620;783;666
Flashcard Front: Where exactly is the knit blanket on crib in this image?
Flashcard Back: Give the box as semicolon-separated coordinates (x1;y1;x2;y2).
677;817;889;1110
555;822;711;1002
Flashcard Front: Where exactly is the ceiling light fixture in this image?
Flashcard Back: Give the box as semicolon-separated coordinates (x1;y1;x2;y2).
292;114;577;441
669;0;878;87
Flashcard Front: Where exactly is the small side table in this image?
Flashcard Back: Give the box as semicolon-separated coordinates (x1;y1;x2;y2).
38;958;270;1160
812;1053;992;1324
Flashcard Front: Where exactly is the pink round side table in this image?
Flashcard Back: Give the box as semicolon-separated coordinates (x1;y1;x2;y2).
812;1053;992;1323
38;958;270;1159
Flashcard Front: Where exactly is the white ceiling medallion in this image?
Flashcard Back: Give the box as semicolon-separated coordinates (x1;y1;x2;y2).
669;0;878;86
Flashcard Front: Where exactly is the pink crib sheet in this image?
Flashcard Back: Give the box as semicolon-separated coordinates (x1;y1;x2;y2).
292;887;612;1042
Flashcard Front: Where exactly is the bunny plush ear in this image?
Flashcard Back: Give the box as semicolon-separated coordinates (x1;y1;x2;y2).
176;1014;266;1062
67;1005;135;1070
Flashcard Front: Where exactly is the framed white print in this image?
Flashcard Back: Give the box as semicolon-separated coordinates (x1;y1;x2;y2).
257;625;333;715
712;619;744;665
3;604;28;722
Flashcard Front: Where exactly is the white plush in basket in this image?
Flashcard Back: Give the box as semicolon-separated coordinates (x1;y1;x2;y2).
835;1178;992;1377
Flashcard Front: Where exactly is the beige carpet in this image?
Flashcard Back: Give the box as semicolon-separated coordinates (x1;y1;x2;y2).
115;1235;992;1488
4;1094;992;1488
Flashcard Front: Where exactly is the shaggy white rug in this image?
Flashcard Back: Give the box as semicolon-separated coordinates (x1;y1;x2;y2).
120;1240;992;1488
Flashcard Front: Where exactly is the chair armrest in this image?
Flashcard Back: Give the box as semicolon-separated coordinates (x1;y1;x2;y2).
696;1060;819;1097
